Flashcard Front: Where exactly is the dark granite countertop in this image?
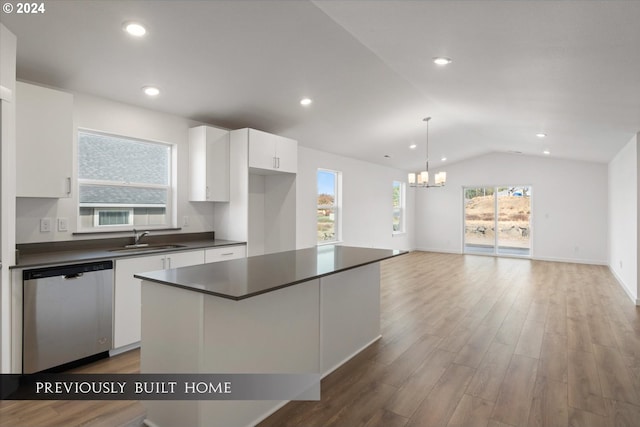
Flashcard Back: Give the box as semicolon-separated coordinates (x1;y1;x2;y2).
12;232;245;269
135;245;407;301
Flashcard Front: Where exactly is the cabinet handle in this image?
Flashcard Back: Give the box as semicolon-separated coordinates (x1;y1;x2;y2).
221;252;234;256
161;258;166;269
273;157;277;169
167;257;171;269
66;177;71;195
277;157;280;168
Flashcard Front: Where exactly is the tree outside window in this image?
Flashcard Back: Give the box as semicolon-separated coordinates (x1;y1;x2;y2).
317;169;340;243
393;181;405;233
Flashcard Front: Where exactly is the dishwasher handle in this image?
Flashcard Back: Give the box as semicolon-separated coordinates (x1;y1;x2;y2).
63;272;84;280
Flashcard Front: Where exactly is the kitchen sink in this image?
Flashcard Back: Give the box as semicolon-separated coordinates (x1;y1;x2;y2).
108;244;187;253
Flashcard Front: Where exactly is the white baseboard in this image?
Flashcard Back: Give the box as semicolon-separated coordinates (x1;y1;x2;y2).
248;335;382;427
413;246;461;254
531;255;608;266
321;334;382;379
109;341;140;356
608;265;639;305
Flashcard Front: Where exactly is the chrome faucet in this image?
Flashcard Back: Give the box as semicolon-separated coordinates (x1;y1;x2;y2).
133;229;150;246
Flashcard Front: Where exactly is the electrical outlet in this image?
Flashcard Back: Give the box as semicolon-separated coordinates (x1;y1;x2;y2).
58;217;69;232
40;218;51;232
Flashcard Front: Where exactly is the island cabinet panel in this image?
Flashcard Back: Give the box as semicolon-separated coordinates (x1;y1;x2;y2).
114;250;204;349
320;263;381;375
141;278;320;427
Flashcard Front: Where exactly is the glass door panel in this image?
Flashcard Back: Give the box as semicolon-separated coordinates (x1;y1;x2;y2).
497;187;531;256
464;187;496;254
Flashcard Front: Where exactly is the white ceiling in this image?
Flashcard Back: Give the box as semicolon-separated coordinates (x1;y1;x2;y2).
3;0;640;171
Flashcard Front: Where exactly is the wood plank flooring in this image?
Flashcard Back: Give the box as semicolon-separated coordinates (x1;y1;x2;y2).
2;252;639;427
0;349;145;427
259;251;640;427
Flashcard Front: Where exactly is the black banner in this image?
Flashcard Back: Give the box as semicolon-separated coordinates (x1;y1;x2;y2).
0;373;321;401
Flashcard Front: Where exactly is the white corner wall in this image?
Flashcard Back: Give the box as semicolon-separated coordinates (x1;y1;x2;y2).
415;152;608;264
296;146;414;251
15;91;217;243
608;134;638;303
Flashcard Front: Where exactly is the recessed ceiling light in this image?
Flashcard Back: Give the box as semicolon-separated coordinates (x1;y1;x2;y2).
123;22;146;37
433;57;452;66
536;133;547;138
384;154;391;158
441;157;447;162
300;97;312;106
409;144;417;149
142;86;160;96
543;150;551;155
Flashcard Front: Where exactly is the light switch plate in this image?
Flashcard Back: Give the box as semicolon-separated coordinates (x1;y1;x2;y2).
58;217;69;232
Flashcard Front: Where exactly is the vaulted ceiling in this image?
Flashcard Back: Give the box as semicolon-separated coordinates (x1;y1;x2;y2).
3;0;640;171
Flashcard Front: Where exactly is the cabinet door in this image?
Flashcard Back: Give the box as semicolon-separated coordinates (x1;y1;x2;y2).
248;129;278;170
205;245;246;263
16;82;73;198
164;250;205;269
114;250;205;349
189;126;230;202
114;254;165;348
275;136;298;174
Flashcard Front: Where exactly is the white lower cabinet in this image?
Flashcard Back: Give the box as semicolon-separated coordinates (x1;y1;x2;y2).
204;245;246;263
113;250;204;349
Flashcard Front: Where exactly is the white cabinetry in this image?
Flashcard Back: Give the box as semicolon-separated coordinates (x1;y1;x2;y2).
248;128;297;174
16;81;73;198
214;129;297;257
204;245;246;263
113;250;204;349
189;126;230;202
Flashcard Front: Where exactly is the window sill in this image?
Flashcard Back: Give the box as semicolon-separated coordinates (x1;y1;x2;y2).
392;232;406;237
317;240;343;246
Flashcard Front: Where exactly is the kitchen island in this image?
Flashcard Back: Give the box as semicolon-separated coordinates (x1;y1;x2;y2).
135;245;406;427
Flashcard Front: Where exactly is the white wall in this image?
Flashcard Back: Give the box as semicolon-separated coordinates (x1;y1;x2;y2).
608;134;638;303
415;152;609;264
16;92;217;243
296;146;414;251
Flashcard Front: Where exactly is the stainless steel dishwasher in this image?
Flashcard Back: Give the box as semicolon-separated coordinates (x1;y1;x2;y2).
23;260;113;373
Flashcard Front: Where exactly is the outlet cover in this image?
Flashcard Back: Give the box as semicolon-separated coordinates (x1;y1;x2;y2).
40;218;51;232
58;218;69;232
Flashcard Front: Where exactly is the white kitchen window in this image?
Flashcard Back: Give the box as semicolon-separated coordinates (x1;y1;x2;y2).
317;169;341;244
392;180;405;234
78;130;174;231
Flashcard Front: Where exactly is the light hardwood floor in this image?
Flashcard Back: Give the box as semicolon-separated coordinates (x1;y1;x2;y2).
259;251;640;427
0;349;144;427
2;252;639;427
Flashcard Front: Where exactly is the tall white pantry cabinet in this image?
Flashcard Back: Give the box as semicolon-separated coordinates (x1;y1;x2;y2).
213;128;297;257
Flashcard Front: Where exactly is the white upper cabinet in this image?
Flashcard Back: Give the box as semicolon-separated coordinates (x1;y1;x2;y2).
16;81;73;198
189;126;230;202
247;128;297;174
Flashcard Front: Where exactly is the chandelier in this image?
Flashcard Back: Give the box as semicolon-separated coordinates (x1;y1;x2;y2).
408;117;446;187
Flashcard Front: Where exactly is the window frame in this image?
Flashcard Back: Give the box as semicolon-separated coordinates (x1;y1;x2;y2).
316;168;342;245
77;129;176;232
392;180;406;235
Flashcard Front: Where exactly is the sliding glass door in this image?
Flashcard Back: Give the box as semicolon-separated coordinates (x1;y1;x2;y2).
464;186;531;257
